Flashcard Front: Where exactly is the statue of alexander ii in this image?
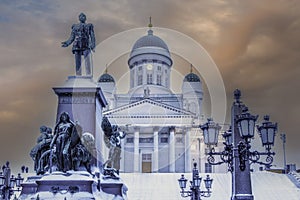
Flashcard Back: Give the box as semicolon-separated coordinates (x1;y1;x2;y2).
62;13;95;77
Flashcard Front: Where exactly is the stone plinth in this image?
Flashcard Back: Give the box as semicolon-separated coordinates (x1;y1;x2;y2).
19;176;40;198
19;171;95;200
100;176;128;197
53;76;107;166
19;171;128;200
53;76;106;132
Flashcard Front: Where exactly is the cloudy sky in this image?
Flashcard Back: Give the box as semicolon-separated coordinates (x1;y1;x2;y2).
0;0;299;172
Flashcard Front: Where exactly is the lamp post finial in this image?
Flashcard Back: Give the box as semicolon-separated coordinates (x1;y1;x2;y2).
234;89;241;101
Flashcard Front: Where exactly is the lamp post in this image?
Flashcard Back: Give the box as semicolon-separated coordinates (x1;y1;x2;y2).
0;162;24;200
280;133;287;173
200;89;278;200
178;162;213;200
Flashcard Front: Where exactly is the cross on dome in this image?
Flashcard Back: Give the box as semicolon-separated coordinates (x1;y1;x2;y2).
148;16;153;28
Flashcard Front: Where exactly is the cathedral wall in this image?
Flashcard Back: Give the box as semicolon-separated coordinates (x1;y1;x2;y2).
124;147;134;172
158;145;169;172
175;146;185;172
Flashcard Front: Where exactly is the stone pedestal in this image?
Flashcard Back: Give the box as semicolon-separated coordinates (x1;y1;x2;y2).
100;177;128;198
18;171;128;200
53;76;106;131
53;76;107;166
19;176;40;198
18;76;128;200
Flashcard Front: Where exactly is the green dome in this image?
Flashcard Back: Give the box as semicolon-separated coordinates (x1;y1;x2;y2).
184;73;201;82
98;73;115;83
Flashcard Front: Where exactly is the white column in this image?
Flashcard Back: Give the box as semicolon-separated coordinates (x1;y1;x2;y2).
153;127;159;172
198;137;204;173
153;64;157;85
120;133;125;172
143;64;147;85
134;65;137;87
134;128;139;172
169;126;175;172
185;128;191;172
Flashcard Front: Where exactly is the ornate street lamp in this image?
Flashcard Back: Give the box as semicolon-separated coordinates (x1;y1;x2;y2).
15;173;24;189
203;175;212;192
200;118;221;146
200;120;233;169
178;163;212;200
200;89;278;200
10;175;16;188
257;115;277;149
236;109;258;140
0;172;5;186
222;127;233;146
0;162;25;200
201;100;277;171
178;174;188;190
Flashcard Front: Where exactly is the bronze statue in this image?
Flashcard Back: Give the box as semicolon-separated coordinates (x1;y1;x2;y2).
62;13;95;76
71;132;94;172
50;112;79;172
30;113;94;174
101;116;126;176
30;126;53;175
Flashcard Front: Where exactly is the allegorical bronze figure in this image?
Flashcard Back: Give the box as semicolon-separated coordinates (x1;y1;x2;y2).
30;126;53;175
101;116;126;177
50;112;81;172
62;13;95;76
31;112;94;174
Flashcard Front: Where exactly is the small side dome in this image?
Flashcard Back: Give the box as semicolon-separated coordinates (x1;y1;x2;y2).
184;73;201;82
98;73;115;83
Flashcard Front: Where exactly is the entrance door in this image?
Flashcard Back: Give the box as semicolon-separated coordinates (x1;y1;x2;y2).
142;153;152;173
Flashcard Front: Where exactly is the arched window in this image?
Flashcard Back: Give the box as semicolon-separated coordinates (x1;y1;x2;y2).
138;75;143;85
157;74;162;85
147;73;153;84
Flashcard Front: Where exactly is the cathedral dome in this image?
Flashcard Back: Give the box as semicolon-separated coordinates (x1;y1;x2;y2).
98;73;115;83
183;73;201;82
131;30;169;52
128;29;172;68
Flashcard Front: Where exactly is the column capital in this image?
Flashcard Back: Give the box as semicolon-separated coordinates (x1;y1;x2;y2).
133;126;140;132
182;126;191;133
153;126;159;132
169;126;176;132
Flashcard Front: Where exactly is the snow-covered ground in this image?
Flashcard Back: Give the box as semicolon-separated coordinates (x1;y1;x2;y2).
120;172;300;200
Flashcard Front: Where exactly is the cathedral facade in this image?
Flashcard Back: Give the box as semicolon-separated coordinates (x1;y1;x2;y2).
98;27;223;173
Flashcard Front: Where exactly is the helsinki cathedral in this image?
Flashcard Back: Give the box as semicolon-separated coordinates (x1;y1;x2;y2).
98;24;224;173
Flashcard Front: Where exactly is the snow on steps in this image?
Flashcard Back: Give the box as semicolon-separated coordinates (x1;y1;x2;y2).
120;172;300;200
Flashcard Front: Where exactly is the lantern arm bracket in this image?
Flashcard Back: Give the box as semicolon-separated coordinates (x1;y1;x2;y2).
200;189;212;197
180;188;212;198
179;189;192;198
248;150;275;166
207;146;233;170
207;154;226;166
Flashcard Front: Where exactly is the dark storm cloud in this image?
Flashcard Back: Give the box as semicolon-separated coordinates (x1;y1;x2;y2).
0;0;299;171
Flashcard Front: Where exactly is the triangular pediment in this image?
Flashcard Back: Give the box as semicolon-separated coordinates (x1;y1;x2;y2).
103;98;194;116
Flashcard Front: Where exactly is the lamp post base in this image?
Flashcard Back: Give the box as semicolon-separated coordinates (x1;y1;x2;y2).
231;194;254;200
